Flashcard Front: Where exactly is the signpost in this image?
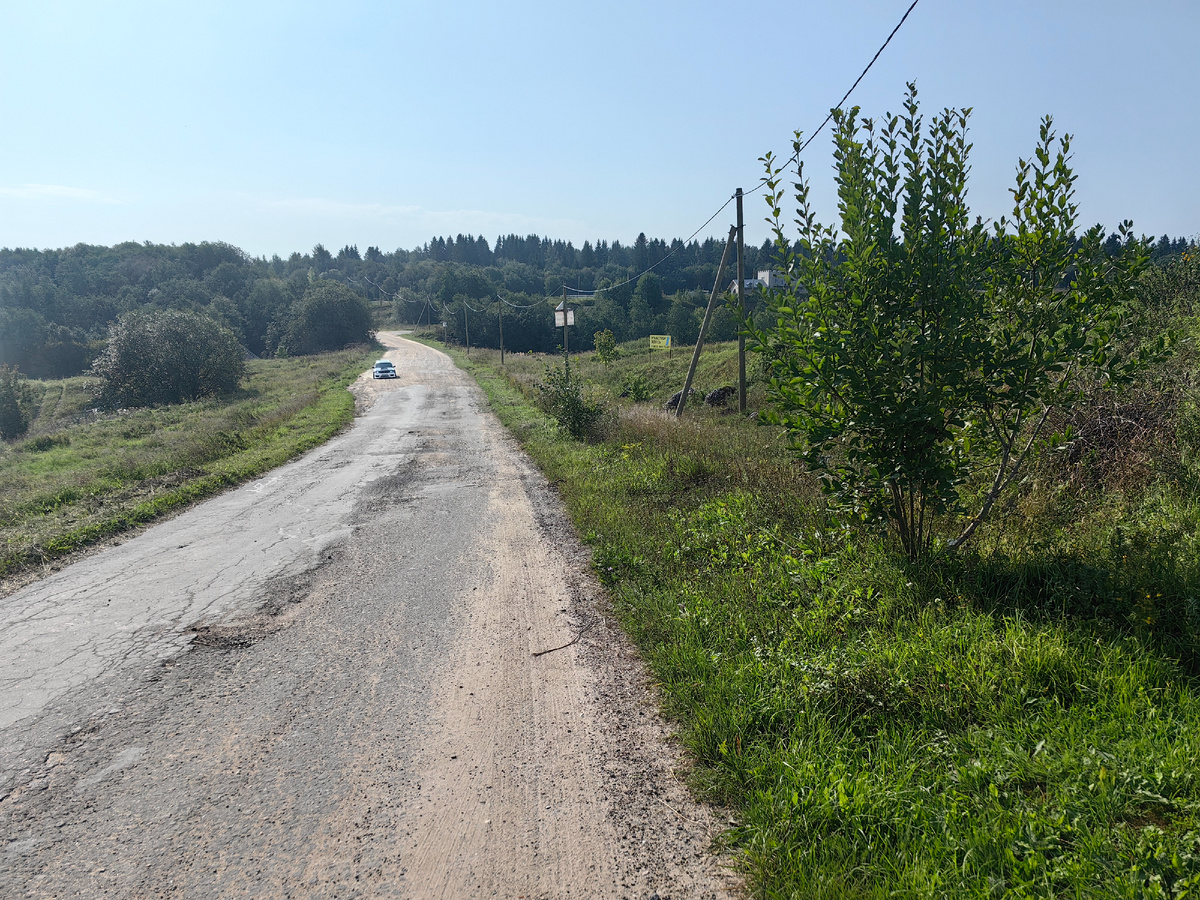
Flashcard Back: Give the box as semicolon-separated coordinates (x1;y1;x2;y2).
649;334;671;359
555;297;575;375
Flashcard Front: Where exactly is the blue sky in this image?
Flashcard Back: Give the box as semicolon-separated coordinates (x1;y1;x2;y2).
1;0;1195;257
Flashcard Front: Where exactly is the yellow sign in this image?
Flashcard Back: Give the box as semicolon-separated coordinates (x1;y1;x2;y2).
649;335;671;349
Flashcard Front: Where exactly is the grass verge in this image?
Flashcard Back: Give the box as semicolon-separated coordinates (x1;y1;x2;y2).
1;346;378;579
449;339;1200;899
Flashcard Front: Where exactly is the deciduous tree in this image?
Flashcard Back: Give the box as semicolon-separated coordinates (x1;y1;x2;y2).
278;281;372;356
752;84;1154;559
93;309;245;407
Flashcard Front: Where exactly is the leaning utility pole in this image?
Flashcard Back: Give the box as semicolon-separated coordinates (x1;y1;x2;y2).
737;187;747;413
675;224;737;418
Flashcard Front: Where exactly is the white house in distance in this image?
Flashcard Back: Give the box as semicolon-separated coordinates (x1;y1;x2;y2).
729;269;784;294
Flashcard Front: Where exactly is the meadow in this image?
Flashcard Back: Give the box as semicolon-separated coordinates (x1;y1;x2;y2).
443;320;1200;899
0;346;378;580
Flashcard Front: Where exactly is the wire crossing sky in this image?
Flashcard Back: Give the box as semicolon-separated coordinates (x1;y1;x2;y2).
1;1;1196;257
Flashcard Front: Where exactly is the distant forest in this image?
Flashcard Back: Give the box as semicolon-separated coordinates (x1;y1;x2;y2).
0;231;1193;379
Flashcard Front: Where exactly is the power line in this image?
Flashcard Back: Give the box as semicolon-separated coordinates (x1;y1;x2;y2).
498;294;543;309
558;0;921;297
561;194;739;297
319;269;425;305
748;0;921;196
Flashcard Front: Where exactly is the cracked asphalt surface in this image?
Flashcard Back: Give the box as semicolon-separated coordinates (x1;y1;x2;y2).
0;334;738;899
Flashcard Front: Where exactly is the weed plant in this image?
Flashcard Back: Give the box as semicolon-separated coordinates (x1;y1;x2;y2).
0;347;378;579
450;336;1200;899
536;362;606;440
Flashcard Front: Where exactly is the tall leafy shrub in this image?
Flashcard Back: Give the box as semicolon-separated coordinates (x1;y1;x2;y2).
537;364;605;440
752;84;1154;559
0;365;36;439
93;309;245;407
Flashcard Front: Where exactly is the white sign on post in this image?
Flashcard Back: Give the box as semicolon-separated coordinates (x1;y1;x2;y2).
554;308;575;327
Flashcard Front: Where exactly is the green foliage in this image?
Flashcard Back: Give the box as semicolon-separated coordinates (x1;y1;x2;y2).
753;84;1154;559
2;231;1189;376
0;365;36;440
593;329;620;365
633;272;665;315
91;308;245;408
279;281;373;356
22;433;70;452
244;277;298;357
665;292;702;346
536;363;605;440
618;372;653;402
628;276;660;337
0;307;47;363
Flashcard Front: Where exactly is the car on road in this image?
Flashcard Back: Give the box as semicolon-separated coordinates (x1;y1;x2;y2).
372;360;397;379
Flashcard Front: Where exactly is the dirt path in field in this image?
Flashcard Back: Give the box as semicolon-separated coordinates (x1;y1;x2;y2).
0;333;739;899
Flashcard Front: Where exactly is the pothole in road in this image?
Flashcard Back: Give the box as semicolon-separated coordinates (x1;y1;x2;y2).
352;460;424;520
188;542;348;652
188;623;269;651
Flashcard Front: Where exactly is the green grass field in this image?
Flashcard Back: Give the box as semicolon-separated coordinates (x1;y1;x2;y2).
0;346;378;578
448;336;1200;899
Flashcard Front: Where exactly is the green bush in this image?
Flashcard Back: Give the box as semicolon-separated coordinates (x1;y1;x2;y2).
537;363;605;440
22;433;70;452
278;281;372;356
0;365;36;440
593;329;620;365
753;85;1151;559
618;372;653;402
92;308;245;408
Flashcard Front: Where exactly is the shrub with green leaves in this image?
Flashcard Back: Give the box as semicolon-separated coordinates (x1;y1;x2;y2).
618;373;653;402
92;308;245;408
536;363;605;440
593;328;620;366
753;84;1157;559
0;364;36;440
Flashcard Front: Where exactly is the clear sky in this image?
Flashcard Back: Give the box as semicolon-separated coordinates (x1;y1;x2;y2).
1;0;1196;258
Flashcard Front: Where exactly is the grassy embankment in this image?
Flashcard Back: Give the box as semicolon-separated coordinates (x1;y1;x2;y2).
443;331;1200;899
0;346;378;579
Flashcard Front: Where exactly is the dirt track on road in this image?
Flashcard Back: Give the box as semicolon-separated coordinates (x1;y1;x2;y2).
0;334;738;898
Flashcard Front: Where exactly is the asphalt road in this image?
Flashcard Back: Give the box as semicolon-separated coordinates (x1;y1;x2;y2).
0;335;736;899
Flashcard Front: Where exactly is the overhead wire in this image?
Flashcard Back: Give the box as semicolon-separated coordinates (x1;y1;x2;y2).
497;294;543;309
556;0;921;297
315;4;921;314
746;0;921;197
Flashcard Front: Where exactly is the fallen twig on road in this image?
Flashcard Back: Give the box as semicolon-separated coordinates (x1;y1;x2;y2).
532;616;598;657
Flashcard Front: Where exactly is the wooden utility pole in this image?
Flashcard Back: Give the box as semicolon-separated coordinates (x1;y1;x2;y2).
676;224;737;418
497;298;505;365
737;187;747;413
464;302;470;356
562;286;570;378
